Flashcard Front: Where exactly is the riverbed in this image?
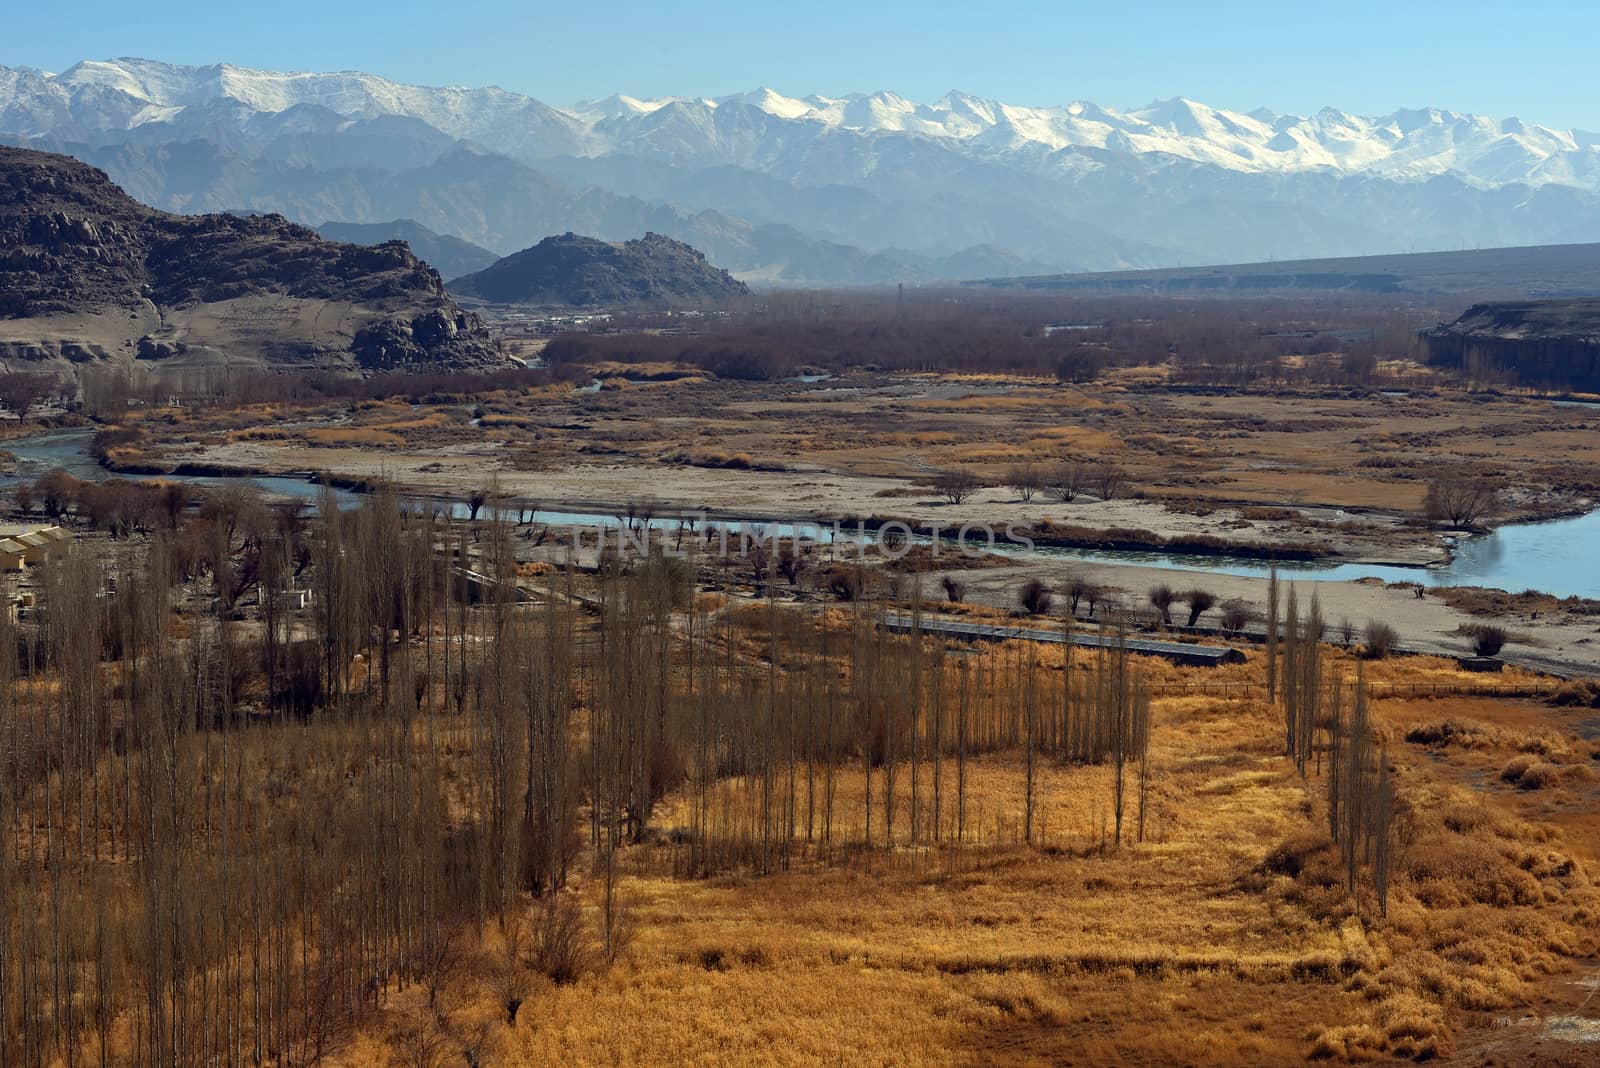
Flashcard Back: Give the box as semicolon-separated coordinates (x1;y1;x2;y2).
3;429;1596;599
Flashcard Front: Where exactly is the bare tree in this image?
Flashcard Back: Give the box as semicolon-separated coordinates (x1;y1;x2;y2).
1147;584;1175;626
1182;589;1216;628
1043;461;1089;503
1219;598;1250;635
1005;462;1042;502
934;469;982;505
1092;462;1128;501
0;372;56;420
941;575;965;603
1423;477;1499;529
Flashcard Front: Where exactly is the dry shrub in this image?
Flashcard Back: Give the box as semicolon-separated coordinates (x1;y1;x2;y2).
1549;677;1600;708
1405;836;1543;908
1499;753;1539;785
1512;761;1562;790
1306;1023;1386;1060
1018;578;1053;616
1403;720;1489;749
532;897;594;985
302;427;406;447
1362;620;1400;659
1261;830;1334;879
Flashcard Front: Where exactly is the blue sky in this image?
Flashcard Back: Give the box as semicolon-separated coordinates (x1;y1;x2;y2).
9;0;1600;126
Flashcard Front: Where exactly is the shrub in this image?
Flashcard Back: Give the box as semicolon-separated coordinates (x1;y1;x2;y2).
1219;598;1250;635
824;566;863;602
1362;620;1400;659
1019;578;1053;616
533;897;594;985
1005;462;1041;502
1043;462;1088;503
941;575;965;603
1549;678;1600;708
1464;623;1507;657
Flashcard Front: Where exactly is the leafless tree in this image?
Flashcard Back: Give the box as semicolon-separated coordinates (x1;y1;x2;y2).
1044;461;1089;503
1147;584;1175;626
1423;477;1500;529
1092;462;1128;500
934;468;982;505
1182;588;1216;627
0;372;56;420
1006;462;1042;502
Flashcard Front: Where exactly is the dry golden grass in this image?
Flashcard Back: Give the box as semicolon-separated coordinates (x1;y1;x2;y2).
301;426;407;447
327;641;1598;1066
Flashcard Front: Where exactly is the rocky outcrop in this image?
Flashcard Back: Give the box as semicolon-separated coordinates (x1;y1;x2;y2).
0;146;504;372
1425;300;1600;392
450;231;749;307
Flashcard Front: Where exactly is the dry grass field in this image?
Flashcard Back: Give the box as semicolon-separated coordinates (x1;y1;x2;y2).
319;642;1600;1067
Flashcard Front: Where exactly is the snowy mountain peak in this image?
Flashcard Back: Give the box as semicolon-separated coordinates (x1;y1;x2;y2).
3;57;1600;192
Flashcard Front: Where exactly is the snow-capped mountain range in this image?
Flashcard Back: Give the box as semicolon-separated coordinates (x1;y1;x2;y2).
5;57;1600;284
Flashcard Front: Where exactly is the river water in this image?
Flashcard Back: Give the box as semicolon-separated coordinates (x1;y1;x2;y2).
3;429;1595;598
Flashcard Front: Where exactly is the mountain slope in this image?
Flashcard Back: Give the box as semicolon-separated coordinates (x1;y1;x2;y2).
450;232;749;306
315;218;499;278
0;145;502;371
9;58;1600;282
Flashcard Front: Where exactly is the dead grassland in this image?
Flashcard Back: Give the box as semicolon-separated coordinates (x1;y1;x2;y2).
325;644;1599;1066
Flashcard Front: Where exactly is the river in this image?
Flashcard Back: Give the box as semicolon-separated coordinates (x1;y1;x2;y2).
2;429;1595;598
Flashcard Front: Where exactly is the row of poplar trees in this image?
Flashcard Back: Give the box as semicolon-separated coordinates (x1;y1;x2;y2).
1265;568;1397;914
0;490;1158;1066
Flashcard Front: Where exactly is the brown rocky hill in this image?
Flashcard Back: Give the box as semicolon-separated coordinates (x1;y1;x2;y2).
0;146;503;372
1425;299;1600;392
449;231;749;307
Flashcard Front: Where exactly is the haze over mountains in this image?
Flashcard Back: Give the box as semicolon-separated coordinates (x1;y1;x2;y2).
7;57;1600;285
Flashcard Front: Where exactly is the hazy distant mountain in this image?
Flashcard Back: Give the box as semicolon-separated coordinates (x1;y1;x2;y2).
8;58;1600;284
316;218;498;279
451;232;750;306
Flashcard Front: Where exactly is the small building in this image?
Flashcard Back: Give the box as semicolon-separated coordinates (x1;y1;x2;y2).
0;526;71;569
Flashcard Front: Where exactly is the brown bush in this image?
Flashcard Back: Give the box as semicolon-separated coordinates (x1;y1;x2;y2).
1019;579;1053;616
1362;620;1400;659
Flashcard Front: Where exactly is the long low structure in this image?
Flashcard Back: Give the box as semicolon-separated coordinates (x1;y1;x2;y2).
0;525;71;571
879;611;1248;667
